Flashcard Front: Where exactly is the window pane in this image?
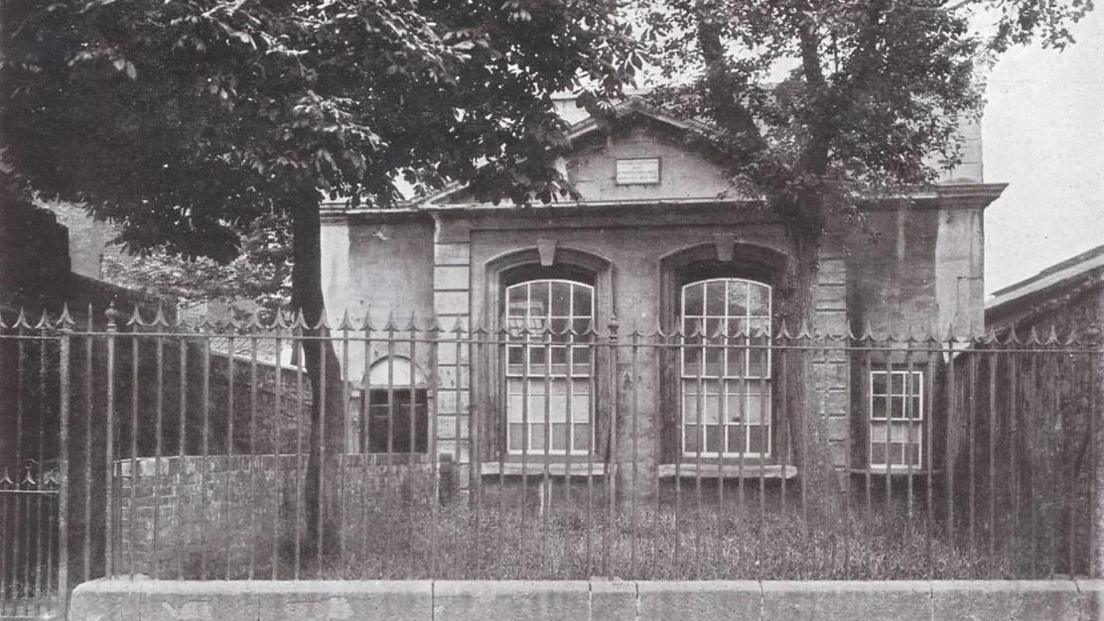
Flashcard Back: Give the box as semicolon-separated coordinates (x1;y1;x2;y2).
704;424;722;453
571;346;591;376
871;442;887;466
507;346;524;374
509;424;524;451
871;372;887;395
528;346;546;374
507;284;527;315
901;394;916;419
748;283;770;316
727;280;749;316
544;393;565;421
706;281;725;315
703;392;721;423
550;282;571;316
726;426;743;453
684;424;700;453
574;419;591;448
726;343;748;378
552;423;568;451
682;343;701;377
551;346;568;374
907;442;921;467
571;393;590;421
727;318;748;338
890;397;904;419
550;318;569;340
746;392;767;424
891;372;905;394
683;390;700;423
531;423;546;451
684;317;704;337
507;395;524;422
572;318;592;338
684;283;704;316
572;285;593;317
871;398;887;420
889;442;905;465
529;394;549;417
748;338;769;377
747;425;767;454
705;318;724;339
749;317;771;338
726;393;745;423
705;341;724;377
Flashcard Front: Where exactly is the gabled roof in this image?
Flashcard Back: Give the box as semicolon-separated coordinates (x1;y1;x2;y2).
422;97;719;207
560;97;714;144
986;243;1104;323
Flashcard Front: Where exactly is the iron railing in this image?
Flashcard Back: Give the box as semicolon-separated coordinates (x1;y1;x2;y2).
0;305;1100;615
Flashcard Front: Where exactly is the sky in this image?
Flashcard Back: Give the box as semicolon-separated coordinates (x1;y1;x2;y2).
981;9;1104;295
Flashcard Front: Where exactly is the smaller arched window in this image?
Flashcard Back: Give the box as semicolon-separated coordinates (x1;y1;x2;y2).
348;356;428;454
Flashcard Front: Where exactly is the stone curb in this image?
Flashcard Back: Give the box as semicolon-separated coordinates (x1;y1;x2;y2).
68;578;1104;621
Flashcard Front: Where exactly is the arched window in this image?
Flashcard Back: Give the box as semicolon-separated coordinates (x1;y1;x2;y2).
680;278;772;457
349;356;428;454
504;279;594;455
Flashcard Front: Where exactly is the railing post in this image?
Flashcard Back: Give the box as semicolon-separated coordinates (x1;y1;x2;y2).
1087;325;1103;578
605;315;619;577
57;312;72;615
103;302;118;579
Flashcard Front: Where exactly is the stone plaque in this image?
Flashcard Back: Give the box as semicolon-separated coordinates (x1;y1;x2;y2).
615;157;661;185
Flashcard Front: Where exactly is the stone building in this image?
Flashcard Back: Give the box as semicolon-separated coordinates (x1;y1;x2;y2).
319;98;1003;493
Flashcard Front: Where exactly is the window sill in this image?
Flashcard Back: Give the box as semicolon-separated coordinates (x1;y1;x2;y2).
849;467;940;476
480;461;607;477
658;463;797;479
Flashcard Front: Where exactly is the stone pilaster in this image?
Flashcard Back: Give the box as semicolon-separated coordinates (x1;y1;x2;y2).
815;255;851;471
432;217;472;489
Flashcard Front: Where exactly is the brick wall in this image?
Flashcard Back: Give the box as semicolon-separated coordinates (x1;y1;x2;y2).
113;454;443;579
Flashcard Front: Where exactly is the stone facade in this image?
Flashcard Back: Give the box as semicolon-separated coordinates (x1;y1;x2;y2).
319;102;1004;497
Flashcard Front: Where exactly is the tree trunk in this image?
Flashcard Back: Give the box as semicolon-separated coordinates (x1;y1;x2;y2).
290;193;345;569
783;228;845;522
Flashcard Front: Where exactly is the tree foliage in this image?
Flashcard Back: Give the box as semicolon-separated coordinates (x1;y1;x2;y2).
2;0;639;261
102;212;294;311
638;0;1091;246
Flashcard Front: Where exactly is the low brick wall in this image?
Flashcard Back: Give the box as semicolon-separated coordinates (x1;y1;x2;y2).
69;579;1104;621
113;455;445;579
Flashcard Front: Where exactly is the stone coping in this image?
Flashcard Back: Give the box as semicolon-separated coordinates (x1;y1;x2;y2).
69;578;1104;621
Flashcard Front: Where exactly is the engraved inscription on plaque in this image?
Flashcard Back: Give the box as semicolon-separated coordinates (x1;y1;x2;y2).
615;157;661;185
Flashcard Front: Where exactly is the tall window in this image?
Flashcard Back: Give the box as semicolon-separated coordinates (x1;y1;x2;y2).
680;278;772;457
505;279;594;456
869;369;924;468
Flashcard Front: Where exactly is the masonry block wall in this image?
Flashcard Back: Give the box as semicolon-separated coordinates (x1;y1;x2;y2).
114;454;441;579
